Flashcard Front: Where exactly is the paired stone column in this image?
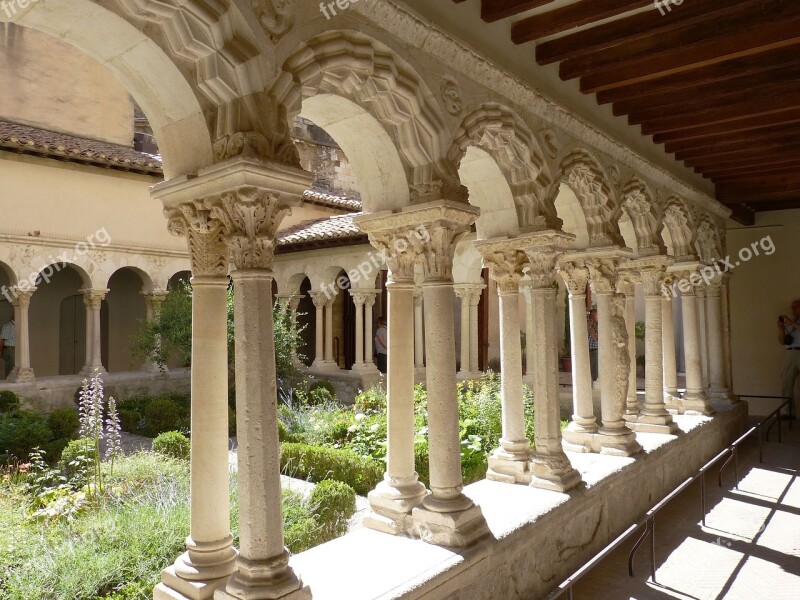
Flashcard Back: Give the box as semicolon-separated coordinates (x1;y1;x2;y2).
661;294;681;412
455;286;472;378
588;258;642;454
364;292;377;370
351;291;367;370
615;276;639;422
468;287;483;374
355;213;427;535
351;290;380;373
309;291;327;368
155;157;311;600
521;280;536;387
7;287;35;383
697;285;710;389
476;238;533;484
557;259;597;453
706;278;733;405
324;295;336;367
522;231;582;491
80;289;108;375
632;259;678;434
454;284;483;379
414;287;425;378
141;290;168;373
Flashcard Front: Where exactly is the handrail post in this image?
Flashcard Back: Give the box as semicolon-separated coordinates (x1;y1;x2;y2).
700;470;706;527
650;517;657;583
733;446;739;489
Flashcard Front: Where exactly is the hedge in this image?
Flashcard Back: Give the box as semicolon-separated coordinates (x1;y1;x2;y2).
279;443;383;496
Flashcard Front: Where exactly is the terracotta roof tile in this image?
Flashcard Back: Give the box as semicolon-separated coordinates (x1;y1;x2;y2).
0;121;163;175
302;188;362;212
278;213;366;247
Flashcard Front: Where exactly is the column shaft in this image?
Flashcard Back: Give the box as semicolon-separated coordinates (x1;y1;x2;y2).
414;290;425;370
706;284;730;403
681;288;714;415
8;289;35;382
469;292;481;374
324;299;335;365
365;297;375;366
562;290;596;448
697;289;709;388
624;291;638;420
314;302;324;365
662;297;680;410
354;297;365;367
456;288;470;377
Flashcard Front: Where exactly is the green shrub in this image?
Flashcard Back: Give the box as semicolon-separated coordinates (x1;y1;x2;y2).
0;390;20;413
119;409;141;434
228;406;236;438
47;408;80;440
283;515;320;554
280;443;383;495
0;411;54;461
152;431;190;460
306;380;336;405
308;379;336;396
414;442;430;488
142;397;184;437
278;419;289;442
354;386;386;412
58;438;96;482
309;480;356;542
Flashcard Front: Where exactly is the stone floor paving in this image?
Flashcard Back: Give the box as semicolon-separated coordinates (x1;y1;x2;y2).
570;413;800;600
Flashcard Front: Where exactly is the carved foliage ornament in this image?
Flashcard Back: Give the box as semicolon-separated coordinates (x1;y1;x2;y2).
166;203;229;278
557;261;590;296
587;258;618;294
251;0;293;42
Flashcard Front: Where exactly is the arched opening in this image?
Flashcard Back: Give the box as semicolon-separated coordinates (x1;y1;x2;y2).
105;267;149;373
459;146;519;239
168;271;192;291
0;262;16;380
297;277;315;367
554;185;591;249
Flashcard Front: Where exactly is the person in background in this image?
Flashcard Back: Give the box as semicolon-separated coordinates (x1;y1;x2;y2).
588;308;599;385
778;299;800;419
374;316;387;374
0;316;15;379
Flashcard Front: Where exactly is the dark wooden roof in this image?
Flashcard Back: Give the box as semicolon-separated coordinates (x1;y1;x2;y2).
453;0;800;225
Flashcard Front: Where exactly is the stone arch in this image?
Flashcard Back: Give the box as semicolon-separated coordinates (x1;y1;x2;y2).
279;271;311;295
272;30;463;211
620;178;667;257
450;104;560;234
0;261;17;288
4;0;221;178
661;196;698;262
695;214;723;263
550;149;622;249
33;261;93;290
99;265;154;294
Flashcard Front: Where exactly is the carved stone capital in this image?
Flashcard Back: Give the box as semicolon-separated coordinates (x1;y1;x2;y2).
587;258;619;295
556;259;589;296
475;238;529;295
517;230;575;289
10;287;36;309
621;255;670;296
82;289;109;310
309;290;330;309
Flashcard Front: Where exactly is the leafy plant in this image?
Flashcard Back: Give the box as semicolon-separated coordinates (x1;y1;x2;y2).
279;443;384;495
0;390;20;413
308;479;356;540
152;431;190;460
635;320;646;341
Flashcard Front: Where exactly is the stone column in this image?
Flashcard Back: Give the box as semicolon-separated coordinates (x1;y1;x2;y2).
80;289;108;375
414;287;425;378
309;291;327;368
141;290;168;373
635;261;678;434
7;287;35;383
154;216;236;600
557;259;597;452
706;279;732;405
355;215;427;535
587;259;642;453
324;295;336;367
697;285;710;389
391;202;487;547
521;280;536;387
522;231;582;491
616;276;639;422
364;291;377;370
455;285;472;379
678;279;714;415
476;239;532;483
661;295;681;411
468;286;483;374
351;291;367;369
213;186;310;600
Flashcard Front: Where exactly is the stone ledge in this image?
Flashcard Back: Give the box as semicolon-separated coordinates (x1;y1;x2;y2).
289;402;747;600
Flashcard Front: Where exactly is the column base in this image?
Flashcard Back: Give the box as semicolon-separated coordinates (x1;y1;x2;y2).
155;566;231;600
364;477;428;535
456;370;482;381
7;367;34;383
215;554;309;600
664;392;683;414
410;499;489;548
561;424;597;453
351;362;379;375
622;410;640;423
682;392;715;416
529;451;582;492
633;413;680;434
310;361;340;373
709;388;737;409
594;427;642;457
486;445;533;484
80;365;107;376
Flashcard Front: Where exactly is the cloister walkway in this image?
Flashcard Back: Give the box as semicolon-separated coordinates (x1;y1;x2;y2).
572;406;800;600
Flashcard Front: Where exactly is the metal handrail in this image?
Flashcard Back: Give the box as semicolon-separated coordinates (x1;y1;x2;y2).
545;395;792;600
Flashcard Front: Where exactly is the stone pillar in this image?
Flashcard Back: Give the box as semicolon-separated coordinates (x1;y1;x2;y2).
557;260;597;452
616;276;639;422
661;295;681;412
635;262;678;434
351;292;367;369
154;217;236;600
386;202;487;547
141;290;168;373
414;287;425;378
522;231;582;491
355;215;427;535
309;291;327;368
364;292;376;369
80;289;108;375
468;286;483;374
679;281;714;415
455;285;472;379
521;280;535;387
587;259;642;453
706;279;733;405
476;239;532;483
324;295;336;366
7;287;35;383
697;285;710;389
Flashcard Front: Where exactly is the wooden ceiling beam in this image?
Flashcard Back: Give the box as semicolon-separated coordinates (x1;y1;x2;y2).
725;203;756;226
652;109;800;144
536;0;757;65
511;0;652;45
742;199;800;212
663;124;800;154
705;158;800;177
481;0;555;23
678;140;800;163
595;45;800;104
